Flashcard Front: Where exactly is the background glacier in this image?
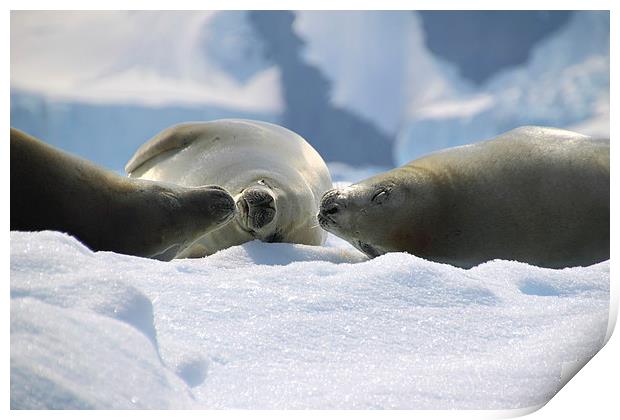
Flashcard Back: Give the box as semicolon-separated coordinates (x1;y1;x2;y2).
10;10;609;172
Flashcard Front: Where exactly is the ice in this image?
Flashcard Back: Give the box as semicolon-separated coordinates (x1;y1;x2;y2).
395;11;609;164
10;11;281;112
10;230;609;409
294;11;456;135
326;162;387;185
11;11;607;170
10;10;282;172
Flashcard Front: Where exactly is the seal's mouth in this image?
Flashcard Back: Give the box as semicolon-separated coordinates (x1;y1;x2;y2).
317;212;335;230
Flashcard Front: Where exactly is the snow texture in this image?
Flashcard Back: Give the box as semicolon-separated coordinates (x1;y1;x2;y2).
10;230;609;409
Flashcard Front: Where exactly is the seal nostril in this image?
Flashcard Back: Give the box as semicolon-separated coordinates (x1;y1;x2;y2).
244;188;274;206
324;205;339;215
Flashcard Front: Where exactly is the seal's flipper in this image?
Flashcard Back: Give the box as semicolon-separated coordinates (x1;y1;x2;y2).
125;123;208;175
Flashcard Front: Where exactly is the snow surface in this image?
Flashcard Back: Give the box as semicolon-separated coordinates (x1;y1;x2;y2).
10;230;609;409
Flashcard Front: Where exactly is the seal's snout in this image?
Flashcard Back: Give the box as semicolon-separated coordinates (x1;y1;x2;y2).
209;188;236;222
318;189;346;229
323;203;340;215
238;185;277;230
243;185;274;207
199;185;236;223
180;185;236;228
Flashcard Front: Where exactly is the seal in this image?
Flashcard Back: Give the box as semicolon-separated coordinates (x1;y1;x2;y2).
126;119;333;257
318;126;609;268
10;128;236;260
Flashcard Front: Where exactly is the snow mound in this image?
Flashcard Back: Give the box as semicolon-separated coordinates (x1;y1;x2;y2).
10;231;609;409
11;299;194;409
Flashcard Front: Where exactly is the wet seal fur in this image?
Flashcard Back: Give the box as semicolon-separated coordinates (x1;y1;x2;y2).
319;126;609;268
126;119;333;257
10;128;235;260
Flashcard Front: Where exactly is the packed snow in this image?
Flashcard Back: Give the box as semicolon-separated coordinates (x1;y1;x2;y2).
10;229;609;409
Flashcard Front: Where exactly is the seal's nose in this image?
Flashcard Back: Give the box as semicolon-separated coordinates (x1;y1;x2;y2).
319;189;345;220
239;185;276;229
187;185;236;223
322;199;341;215
243;186;274;207
206;188;236;223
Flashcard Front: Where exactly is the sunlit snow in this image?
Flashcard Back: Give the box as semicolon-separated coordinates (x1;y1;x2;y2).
10;230;609;409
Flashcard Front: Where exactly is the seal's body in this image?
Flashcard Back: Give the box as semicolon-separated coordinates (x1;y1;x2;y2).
126;119;333;257
11;128;235;260
319;126;609;268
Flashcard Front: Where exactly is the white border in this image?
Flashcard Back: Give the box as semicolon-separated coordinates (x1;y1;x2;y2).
4;1;617;418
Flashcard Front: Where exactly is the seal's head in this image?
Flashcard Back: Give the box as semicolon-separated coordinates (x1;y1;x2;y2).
233;174;325;246
318;167;440;258
148;183;236;260
235;179;279;240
